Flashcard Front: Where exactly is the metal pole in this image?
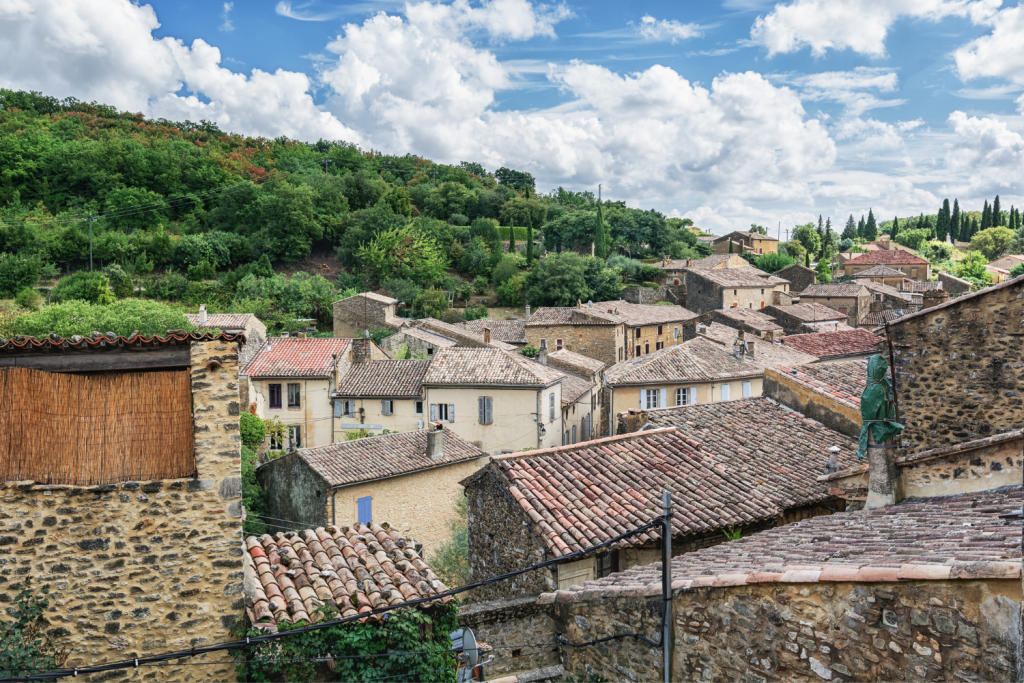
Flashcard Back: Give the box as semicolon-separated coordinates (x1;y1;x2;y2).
661;491;673;683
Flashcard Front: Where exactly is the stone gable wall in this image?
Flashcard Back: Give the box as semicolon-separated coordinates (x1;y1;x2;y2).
0;340;243;681
621;285;668;305
889;282;1024;454
551;579;1022;682
333;296;398;338
525;324;621;366
458;596;559;677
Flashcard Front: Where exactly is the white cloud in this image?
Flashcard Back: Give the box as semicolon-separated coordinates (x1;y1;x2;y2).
0;0;358;141
775;66;903;117
637;15;702;43
751;0;1000;57
219;2;234;32
274;1;344;22
954;4;1024;114
944;110;1024;192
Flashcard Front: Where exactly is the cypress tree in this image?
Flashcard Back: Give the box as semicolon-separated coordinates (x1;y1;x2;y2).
805;251;811;267
950;199;961;242
981;200;991;230
842;215;857;240
857;215;866;239
892;216;900;240
936;199;950;242
865;209;878;241
971;216;980;239
729;239;734;254
816;215;825;247
594;199;609;258
526;219;535;266
993;195;1002;226
509;223;516;257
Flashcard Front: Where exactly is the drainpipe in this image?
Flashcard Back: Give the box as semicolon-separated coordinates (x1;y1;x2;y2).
331;490;336;525
536;388;542;449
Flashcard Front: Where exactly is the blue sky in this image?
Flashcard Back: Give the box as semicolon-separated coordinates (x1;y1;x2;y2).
2;0;1024;233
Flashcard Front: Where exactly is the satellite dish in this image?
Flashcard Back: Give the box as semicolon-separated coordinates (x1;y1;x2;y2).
452;628;480;681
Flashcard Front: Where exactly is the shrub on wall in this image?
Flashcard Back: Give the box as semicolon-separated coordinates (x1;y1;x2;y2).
240;412;267;449
0;578;68;677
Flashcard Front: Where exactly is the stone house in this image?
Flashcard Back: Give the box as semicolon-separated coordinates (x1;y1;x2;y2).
711;230;779;255
422;347;566;454
939;271;973;296
782;328;883;362
244;523;451;627
332;292;406;338
604;334;816;421
378;325;456;359
986;263;1009;283
860;278;921;310
683;265;790;314
245;337;387;451
456;318;527;347
461;401;854;601
851;264;910;289
763;359;867;437
186;306;266;366
842;249;931;281
542;349;606;440
694;308;784;340
543;348;605;382
543;485;1021;682
988;253;1024;272
796;282;873;326
332;359;431;434
763;302;849;335
859;309;914;328
525;300;698;365
0;331;245;679
256;424;487;553
773;262;817;294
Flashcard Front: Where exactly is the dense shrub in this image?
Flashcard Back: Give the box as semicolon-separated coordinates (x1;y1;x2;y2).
0;578;67;677
13;299;196;337
241;446;268;537
50;271;115;304
240;412;267;449
495;273;524;307
14;287;41;310
413;287;449;319
104;264;134;298
143;271;189;301
187;260;217;281
0;253;42;297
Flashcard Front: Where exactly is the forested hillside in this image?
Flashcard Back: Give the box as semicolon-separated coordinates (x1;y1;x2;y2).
0;89;712;336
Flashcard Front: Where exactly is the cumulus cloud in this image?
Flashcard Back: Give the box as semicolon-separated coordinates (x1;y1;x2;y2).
0;0;358;141
220;2;234;32
775;66;903;117
751;0;1000;57
954;4;1024;113
944;110;1024;193
637;15;702;43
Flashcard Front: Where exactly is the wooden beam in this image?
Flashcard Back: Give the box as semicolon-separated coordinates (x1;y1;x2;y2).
0;347;191;372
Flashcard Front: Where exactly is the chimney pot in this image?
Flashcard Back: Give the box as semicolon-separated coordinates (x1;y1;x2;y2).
198;304;207;325
538;347;548;365
426;422;444;459
483;327;491;344
297;332;307;339
525;304;531;318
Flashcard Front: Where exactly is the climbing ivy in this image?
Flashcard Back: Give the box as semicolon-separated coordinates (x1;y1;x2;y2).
0;579;67;677
233;603;458;682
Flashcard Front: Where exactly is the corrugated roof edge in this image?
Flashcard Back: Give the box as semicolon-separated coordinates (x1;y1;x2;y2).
883;272;1024;327
0;331;245;352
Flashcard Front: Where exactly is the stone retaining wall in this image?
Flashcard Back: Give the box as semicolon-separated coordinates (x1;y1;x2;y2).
458;595;559;677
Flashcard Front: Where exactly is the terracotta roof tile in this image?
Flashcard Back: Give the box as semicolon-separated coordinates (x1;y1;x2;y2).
860;309;913;326
770;360;867;411
334;360;430;397
244;522;450;626
606;338;761;385
0;331;244;353
244;338;351;378
185;313;258;329
844;250;930;266
295;428;486;487
768;303;848;322
400;327;458;347
852;265;905;278
712;308;783;332
908;280;943;292
783;329;883;359
690;268;789;288
416;319;516;351
487;399;857;557
457;319;526;343
543;487;1022;601
698;323;821;366
546;349;606;376
424;348;566;386
526;308;618;326
560;374;595;405
799;282;871;298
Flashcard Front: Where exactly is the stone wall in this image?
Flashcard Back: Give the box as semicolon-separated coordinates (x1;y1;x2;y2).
463;468;551;602
333;295;400;338
888;280;1024;454
256;451;331;531
458;596;559;677
763;368;862;438
0;340;244;680
776;264;817;295
525;324;621;366
939;272;973;296
550;579;1023;682
680;272;723;314
621;285;668;305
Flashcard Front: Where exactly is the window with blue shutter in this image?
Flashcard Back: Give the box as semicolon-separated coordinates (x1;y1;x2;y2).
357;496;372;524
478;397;493;424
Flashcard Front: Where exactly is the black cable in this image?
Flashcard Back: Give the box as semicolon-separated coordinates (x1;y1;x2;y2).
1;515;667;681
556;631;660;648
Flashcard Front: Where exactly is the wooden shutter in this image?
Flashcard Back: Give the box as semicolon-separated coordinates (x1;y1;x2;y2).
485;397;493;424
430;404;437;421
659;388;666;408
357;496;372;524
334;401;342;418
448;404;455;423
478;396;485;424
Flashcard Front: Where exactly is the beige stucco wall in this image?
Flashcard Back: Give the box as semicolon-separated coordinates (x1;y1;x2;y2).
327;457;488;555
334;396;424;436
251;377;334;449
560;386;601;444
424;384;563;454
609;377;763;419
625;323;686;359
723;285;787;311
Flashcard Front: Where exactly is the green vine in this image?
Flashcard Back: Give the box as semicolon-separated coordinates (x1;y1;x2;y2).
0;579;67;677
232;603;458;682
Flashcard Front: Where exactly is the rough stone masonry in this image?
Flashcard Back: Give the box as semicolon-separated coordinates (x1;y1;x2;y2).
0;340;243;681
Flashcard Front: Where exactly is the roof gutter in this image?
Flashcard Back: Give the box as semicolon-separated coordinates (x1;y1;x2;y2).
328;454;489;491
608;373;763;387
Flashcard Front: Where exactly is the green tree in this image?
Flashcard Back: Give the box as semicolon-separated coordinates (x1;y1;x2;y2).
357;225;449;287
792;223;822;257
993;195;1002;226
1009;263;1024;279
969;227;1015;260
14;299;196;337
805;251;811;267
950;199;961;242
891;216;900;241
424;182;472;220
893;228;931;251
842;215;858;240
857;215;866;239
458;237;492;277
51;270;115;304
337;203;407;267
0;253;42;297
524;252;591;306
954;251;990;281
815;257;832;283
981;200;992;231
594;198;610;258
864;209;878;241
495;273;524;306
491;256;519;286
936;199;951;242
754;252;795;273
412;287;449;319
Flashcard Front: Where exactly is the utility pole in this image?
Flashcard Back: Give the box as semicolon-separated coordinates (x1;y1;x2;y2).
324;158;333;176
598;183;601;201
88;213;94;272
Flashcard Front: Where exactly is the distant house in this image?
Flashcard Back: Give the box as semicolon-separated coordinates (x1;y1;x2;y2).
378;325;457;359
696;308;784;339
711;230;779;255
456;318;527;347
783;328;883;362
462;400;853;600
763;359;867;437
988;254;1024;272
841;250;931;281
986;264;1009;283
684;265;791;314
763;302;850;335
851;264;908;289
773;263;817;294
186;305;266;365
797;282;873;326
256;424;487;557
939;271;973;296
332;359;430;434
333;292;406;338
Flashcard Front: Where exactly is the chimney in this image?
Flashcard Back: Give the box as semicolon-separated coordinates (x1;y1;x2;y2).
426;421;444;459
662;256;667;267
198;304;207;325
297;331;307;339
537;346;548;365
686;259;691;268
351;337;371;363
281;331;290;338
825;445;841;474
864;428;906;509
745;340;755;358
525;304;531;318
483;327;491;344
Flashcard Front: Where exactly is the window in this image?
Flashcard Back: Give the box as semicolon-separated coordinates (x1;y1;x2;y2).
720;384;731;401
635;329;641;339
761;289;764;295
415;401;424;415
572;425;577;444
269;384;282;409
838;307;848;315
357;496;372;524
657;325;663;335
288;425;302;449
540;339;547;350
287;383;301;408
676;388;690;406
911;268;918;278
656;341;664;350
749;303;753;308
734;289;737;295
596;552;617;579
381;399;394;416
556;338;563;351
563;431;569;445
635;345;641;356
619;347;623;361
644;389;660;409
644;343;650;354
342;400;356;417
427;347;434;356
270;432;283;450
549;393;556;421
674;327;680;340
742;381;751;398
478;396;493;424
431;404;454;422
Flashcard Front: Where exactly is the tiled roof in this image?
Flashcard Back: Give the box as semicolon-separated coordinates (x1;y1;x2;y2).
334;360;429;397
799;282;870;298
417;318;517;351
546;349;606;376
860;309;913;326
360;291;399;304
698;324;821;366
0;331;244;353
844;250;930;266
908;280;943;292
770;360;867;411
560;373;595;405
712;308;783;332
185;313;257;329
852;265;905;278
696;235;717;243
768;303;848;322
690;267;789;288
540;487;1022;603
244;522;450;626
296;428;486;487
606;300;698;325
244;337;350;378
527;302;697;327
400;327;458;347
424;347;566;386
457;318;526;343
684;254;736;270
887;272;1024;326
783;329;883;359
486;405;856;557
859;280;916;303
526;307;617;326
